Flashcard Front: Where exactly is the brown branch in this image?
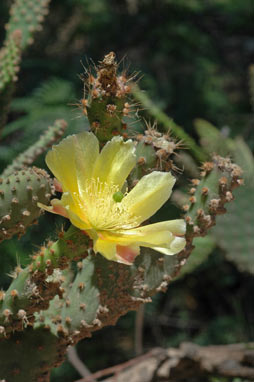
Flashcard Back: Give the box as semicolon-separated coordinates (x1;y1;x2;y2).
75;343;254;382
74;351;155;382
67;346;95;380
134;304;145;356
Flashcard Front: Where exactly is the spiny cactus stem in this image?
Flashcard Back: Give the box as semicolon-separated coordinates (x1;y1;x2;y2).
0;167;53;243
83;52;132;142
0;29;22;132
0;0;51;130
177;155;243;267
0;226;90;337
30;225;90;272
6;0;51;49
86;97;126;142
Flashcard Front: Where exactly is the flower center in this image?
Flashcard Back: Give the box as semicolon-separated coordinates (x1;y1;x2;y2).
78;178;138;231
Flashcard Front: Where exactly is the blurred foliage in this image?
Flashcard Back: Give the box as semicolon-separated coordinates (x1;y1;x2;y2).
0;0;254;381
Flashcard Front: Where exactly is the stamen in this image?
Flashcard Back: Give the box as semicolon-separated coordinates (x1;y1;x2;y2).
79;178;139;231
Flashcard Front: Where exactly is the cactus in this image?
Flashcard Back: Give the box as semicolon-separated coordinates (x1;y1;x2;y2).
195;118;254;274
83;52;133;143
129;127;181;186
0;327;61;382
0;30;22;93
0;32;244;382
0;30;22;129
0;226;90;338
0;167;52;243
182;155;242;238
0;0;51;131
5;0;51;50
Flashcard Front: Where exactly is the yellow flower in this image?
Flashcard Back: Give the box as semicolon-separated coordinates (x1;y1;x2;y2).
39;132;186;265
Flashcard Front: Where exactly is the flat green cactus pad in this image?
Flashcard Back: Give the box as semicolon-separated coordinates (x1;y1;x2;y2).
0;167;52;243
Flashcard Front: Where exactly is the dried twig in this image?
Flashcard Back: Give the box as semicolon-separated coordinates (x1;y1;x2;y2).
134;304;145;355
67;346;95;380
75;343;254;382
74;351;155;382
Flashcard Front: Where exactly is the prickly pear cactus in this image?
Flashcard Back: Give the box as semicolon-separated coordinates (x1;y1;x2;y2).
0;5;244;379
5;0;50;49
0;0;51;131
195;118;254;274
0;30;22;129
83;51;132;142
0;167;52;243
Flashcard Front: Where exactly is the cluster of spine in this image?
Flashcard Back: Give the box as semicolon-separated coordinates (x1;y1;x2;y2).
2;120;68;178
129;127;181;187
81;52;134;142
0;167;53;243
136;126;180;168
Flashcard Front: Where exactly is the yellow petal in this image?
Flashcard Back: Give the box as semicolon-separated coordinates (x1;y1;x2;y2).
60;192;91;229
46;132;99;194
38;200;68;217
74;132;99;195
122;172;176;224
152;236;186;256
94;238;140;264
94;239;117;261
65;207;90;231
92;136;136;189
38;193;90;231
98;219;186;256
101;229;170;246
133;219;186;236
46;135;78;193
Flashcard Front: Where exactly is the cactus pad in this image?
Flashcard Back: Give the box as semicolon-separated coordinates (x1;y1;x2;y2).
0;167;52;243
83;52;132;142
